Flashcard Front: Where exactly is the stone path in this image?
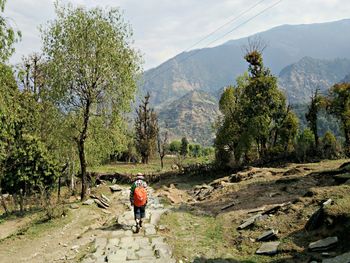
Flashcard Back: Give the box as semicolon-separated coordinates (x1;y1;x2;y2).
82;187;176;263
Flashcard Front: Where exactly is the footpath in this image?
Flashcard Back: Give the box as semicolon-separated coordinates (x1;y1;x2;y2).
82;186;176;263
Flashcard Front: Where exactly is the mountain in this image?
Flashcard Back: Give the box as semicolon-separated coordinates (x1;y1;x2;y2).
143;19;350;106
157;90;220;146
343;74;350;82
278;57;350;104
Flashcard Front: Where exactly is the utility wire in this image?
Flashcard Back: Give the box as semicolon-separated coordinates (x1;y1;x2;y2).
185;0;268;51
145;0;284;84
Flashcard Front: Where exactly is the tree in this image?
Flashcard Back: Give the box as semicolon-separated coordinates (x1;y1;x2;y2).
157;130;168;169
1;134;59;213
42;4;142;200
321;131;339;159
135;93;159;164
215;44;292;165
0;0;21;62
295;128;314;162
305;89;323;150
169;140;181;153
327;83;350;155
180;137;189;156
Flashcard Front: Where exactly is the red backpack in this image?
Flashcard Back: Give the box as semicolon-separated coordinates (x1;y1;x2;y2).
134;186;147;207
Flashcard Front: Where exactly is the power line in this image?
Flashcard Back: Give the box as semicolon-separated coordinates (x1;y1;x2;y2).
144;0;284;85
185;0;268;51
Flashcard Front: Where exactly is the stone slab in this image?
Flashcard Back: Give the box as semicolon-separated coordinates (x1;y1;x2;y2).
256;241;280;255
323;252;350;263
309;237;338;251
257;229;278;242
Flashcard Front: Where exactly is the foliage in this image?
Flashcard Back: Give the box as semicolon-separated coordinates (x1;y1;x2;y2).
188;143;202;157
169;140;181;153
327;83;350;156
180;137;189;157
215;49;294;165
41;3;142;199
135;93;159;164
1;134;59;196
295;128;314;162
305;89;324;150
0;0;21;62
321;131;340;159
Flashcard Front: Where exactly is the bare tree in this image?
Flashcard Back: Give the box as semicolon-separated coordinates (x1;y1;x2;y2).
157;129;168;169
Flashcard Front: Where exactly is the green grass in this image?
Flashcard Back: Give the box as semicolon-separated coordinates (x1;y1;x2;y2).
89;155;214;175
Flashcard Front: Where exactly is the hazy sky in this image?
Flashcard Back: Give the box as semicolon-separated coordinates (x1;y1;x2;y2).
4;0;350;69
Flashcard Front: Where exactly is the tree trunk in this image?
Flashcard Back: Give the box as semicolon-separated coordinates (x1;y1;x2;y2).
57;176;61;202
160;156;164;169
78;100;91;201
0;193;9;214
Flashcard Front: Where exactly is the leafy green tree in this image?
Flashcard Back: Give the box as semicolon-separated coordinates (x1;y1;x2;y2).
0;0;21;62
278;110;299;152
1;134;59;212
169;140;181;153
180;137;189;157
305;89;323;150
215;47;292;165
135;93;159;164
321;131;339;159
295;128;314;162
327;83;350;156
41;4;141;200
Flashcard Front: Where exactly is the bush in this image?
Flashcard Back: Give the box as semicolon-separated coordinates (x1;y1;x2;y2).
321;131;340;159
169;140;181;153
1;134;59;212
295;128;315;162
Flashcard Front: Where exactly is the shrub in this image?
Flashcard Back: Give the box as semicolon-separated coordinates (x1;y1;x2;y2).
321;131;340;159
295;128;315;162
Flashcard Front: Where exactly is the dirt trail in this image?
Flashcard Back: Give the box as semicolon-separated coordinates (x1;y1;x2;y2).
0;186;124;263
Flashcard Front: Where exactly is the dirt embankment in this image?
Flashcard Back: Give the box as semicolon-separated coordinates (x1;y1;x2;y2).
0;185;125;263
155;159;350;262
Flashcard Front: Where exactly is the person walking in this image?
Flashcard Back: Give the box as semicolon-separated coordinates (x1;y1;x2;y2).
130;173;148;233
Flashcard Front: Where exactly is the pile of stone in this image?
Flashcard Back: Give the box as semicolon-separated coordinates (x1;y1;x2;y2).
192;184;214;201
89;193;111;209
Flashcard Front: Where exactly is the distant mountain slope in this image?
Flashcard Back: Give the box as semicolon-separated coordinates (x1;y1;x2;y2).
342;74;350;82
143;19;350;105
157;90;220;146
278;57;350;104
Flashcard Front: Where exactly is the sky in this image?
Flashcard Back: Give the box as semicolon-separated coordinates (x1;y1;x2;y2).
4;0;350;70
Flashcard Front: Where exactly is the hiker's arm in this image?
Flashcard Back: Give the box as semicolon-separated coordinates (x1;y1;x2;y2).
130;184;135;205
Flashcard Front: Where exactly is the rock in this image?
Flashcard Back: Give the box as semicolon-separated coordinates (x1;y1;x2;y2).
237;214;262;230
71;245;79;250
100;194;110;203
248;206;266;214
309;237;338;251
305;200;332;231
256;241;280;255
257;229;278;242
230;174;242;183
110;185;123;192
323;199;333;206
94;199;108;209
70;204;79;209
322;252;350;263
221;202;236;211
83;199;94;205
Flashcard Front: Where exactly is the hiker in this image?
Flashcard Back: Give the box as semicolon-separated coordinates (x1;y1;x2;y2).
130;173;148;232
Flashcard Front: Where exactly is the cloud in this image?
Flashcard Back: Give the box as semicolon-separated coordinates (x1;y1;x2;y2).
4;0;350;69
